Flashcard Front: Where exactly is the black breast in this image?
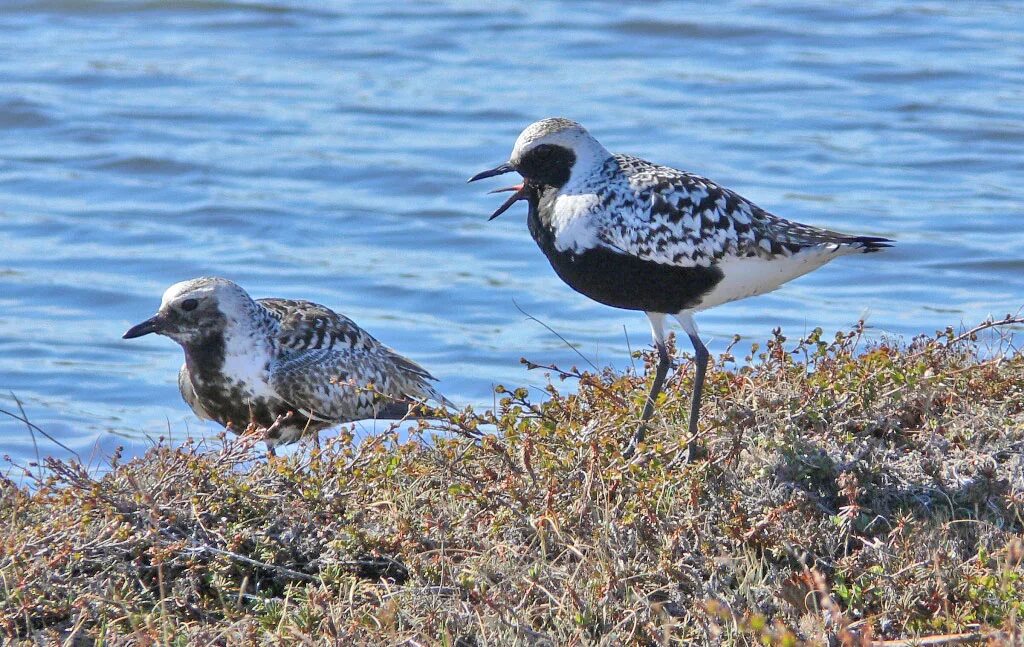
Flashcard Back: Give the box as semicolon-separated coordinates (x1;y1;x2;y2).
526;186;725;314
182;333;321;437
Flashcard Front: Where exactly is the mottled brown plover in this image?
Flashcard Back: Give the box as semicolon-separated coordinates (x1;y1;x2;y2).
124;277;451;453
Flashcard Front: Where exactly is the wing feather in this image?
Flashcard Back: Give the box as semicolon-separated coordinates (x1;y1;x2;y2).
269;347;446;423
256;298;450;421
588;154;883;268
258;298;376;352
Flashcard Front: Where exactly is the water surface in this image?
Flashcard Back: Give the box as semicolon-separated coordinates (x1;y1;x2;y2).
2;1;1022;463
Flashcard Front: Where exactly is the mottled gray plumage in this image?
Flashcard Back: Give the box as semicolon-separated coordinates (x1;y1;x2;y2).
125;277;450;450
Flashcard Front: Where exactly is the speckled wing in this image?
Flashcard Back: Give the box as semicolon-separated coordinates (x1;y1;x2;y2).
268;347;447;423
257;298;447;422
177;363;213;421
591;154;887;268
258;298;377;352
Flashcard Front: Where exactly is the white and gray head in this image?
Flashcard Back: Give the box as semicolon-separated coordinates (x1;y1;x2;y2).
123;276;258;346
509;118;612;183
468;118;612;218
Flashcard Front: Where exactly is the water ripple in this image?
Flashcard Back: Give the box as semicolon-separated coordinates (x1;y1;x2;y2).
0;0;1022;462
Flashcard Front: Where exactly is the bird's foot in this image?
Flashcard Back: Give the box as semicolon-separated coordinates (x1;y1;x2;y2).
624;408;660;460
623;423;647;460
663;435;706;470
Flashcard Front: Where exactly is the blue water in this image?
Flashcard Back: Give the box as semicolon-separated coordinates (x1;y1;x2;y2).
2;1;1023;464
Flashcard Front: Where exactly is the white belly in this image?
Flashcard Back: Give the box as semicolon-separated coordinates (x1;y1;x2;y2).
694;246;849;311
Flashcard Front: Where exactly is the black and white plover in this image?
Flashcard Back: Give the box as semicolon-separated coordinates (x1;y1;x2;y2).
469;117;891;459
123;277;451;453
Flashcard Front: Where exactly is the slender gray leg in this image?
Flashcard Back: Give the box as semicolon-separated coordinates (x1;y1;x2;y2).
676;313;708;463
625;313;671;457
640;339;671;423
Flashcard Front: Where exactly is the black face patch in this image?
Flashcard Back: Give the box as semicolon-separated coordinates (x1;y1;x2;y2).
516;144;576;189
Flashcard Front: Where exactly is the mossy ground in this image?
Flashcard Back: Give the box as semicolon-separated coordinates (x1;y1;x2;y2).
2;320;1024;645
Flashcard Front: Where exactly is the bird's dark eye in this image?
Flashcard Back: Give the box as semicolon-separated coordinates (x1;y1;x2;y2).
181;298;199;312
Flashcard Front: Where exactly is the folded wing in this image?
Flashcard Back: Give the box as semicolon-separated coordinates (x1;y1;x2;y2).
593;154;890;268
258;298;448;422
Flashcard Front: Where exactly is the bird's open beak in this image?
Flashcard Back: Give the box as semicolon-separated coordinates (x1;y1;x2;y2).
123;314;164;339
468;162;528;220
485;183;530;220
467;162;516;183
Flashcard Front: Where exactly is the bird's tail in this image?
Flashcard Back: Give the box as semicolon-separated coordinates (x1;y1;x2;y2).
843;235;893;253
383;350;457;411
420;383;457;410
375;386;455;420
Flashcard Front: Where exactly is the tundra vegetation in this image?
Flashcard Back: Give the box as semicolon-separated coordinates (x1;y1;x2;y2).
2;318;1023;645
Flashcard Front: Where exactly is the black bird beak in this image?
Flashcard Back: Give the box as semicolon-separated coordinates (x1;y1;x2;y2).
467;161;516;183
123;314;164;339
468;162;528;220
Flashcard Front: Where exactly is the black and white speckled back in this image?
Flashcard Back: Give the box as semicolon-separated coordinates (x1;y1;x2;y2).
574;153;885;269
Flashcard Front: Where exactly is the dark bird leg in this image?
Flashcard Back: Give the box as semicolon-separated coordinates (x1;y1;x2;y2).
625;313;671;458
640;340;671;424
676;313;708;463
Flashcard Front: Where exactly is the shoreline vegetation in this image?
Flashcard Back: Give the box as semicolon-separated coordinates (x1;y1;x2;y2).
3;317;1024;645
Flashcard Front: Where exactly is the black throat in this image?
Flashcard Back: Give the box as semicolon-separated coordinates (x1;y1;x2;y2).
182;330;228;388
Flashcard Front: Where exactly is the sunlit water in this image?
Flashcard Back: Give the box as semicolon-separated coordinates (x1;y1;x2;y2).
2;1;1022;464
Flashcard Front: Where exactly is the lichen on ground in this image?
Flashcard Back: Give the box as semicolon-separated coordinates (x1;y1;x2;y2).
2;319;1023;645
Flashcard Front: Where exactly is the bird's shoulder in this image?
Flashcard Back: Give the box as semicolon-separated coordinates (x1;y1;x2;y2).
257;298;378;353
610;154;760;228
